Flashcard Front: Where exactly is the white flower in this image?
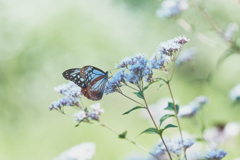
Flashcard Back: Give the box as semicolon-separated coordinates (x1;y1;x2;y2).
73;111;87;122
204;122;240;149
90;103;104;115
53;142;96;160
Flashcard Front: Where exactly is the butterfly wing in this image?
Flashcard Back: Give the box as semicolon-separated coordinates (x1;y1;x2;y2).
62;68;88;88
80;66;106;86
81;75;108;101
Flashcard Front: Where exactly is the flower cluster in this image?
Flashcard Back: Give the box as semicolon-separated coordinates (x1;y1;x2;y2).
205;149;227;160
223;22;238;42
53;142;96;160
154;138;194;156
176;47;197;66
151;36;189;70
229;84;240;101
49;82;82;110
204;122;240;149
178;96;209;118
105;36;189;94
156;0;189;18
73;103;104;122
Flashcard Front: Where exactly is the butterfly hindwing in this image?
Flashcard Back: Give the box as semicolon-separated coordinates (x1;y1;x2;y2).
62;68;88;88
81;74;108;101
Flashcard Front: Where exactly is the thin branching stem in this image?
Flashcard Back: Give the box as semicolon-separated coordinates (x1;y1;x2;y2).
98;120;161;160
118;91;145;107
142;92;173;160
166;82;183;140
124;83;140;91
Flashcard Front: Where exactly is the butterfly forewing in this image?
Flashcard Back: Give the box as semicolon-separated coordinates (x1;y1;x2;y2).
62;68;88;88
80;66;106;86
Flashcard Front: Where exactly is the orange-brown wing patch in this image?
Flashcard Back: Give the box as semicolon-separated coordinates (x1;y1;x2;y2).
81;75;105;101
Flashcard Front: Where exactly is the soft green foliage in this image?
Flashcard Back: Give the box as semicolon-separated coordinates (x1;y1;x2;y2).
118;131;128;139
159;124;178;135
159;114;175;127
122;106;146;115
139;128;159;136
133;91;144;99
165;102;179;114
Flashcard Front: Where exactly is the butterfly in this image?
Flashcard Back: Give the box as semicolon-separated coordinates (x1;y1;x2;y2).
62;66;108;101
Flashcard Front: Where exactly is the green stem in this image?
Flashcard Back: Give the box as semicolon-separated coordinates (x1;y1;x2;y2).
98;120;161;160
118;92;145;107
167;82;183;140
142;93;173;160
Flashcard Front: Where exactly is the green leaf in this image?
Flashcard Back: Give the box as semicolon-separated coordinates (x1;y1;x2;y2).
134;92;143;99
118;131;127;139
164;102;179;114
163;124;178;130
75;121;82;127
158;82;164;90
143;79;162;91
195;137;205;142
159;114;175;127
122;106;146;115
159;124;178;135
138;128;158;136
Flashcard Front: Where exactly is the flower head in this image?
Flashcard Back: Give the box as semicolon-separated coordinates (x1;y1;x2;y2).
205;149;227;160
178;96;209;118
73;111;87;122
89;103;104;120
229;84;240;101
49;82;82;111
154;138;194;156
176;47;197;66
156;0;189;18
223;22;238;42
105;69;125;94
53;142;96;160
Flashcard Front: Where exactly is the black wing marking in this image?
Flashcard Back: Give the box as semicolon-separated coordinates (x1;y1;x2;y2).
62;68;88;88
80;66;107;86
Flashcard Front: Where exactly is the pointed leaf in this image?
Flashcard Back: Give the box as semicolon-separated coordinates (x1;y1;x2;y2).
163;124;178;130
118;131;127;139
159;124;178;135
138;128;158;136
143;79;162;91
164;102;179;114
195;137;205;142
134;92;143;99
159;114;175;127
158;82;164;90
122;106;146;115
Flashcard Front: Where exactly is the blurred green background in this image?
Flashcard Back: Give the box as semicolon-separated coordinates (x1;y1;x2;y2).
0;0;240;159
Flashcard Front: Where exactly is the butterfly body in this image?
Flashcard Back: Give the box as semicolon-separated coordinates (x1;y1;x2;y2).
62;66;108;101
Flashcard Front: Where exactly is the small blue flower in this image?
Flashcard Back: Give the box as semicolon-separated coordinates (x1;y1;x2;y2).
178;96;208;118
156;0;189;18
205;149;227;160
49;82;81;110
154;138;194;156
176;47;197;66
73;111;87;122
105;69;125;94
